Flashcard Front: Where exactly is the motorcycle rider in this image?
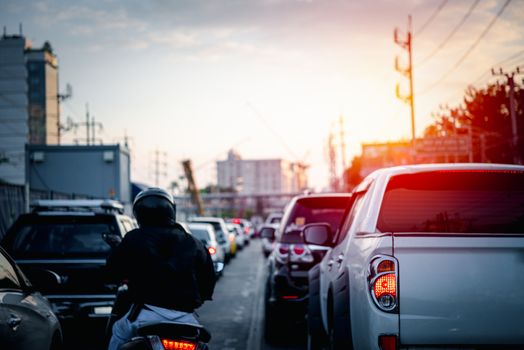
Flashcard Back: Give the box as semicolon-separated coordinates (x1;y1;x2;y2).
106;188;216;350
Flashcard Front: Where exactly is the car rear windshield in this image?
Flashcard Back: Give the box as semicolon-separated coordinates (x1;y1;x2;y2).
281;197;350;243
192;221;226;242
190;228;211;242
378;170;524;233
4;215;119;258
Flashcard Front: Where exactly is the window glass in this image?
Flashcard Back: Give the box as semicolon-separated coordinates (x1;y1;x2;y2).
190;228;211;242
5;216;119;258
334;193;366;245
378;171;524;233
0;251;21;290
280;196;350;243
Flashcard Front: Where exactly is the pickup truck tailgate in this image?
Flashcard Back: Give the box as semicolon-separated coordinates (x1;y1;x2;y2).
395;235;524;345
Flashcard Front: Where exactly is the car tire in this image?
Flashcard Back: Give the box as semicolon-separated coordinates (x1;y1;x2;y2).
307;264;327;350
328;269;354;350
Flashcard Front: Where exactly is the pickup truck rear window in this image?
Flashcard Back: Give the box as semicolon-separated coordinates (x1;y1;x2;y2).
378;170;524;233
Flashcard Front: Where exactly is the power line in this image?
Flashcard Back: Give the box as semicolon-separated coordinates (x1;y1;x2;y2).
417;0;480;66
245;102;299;160
418;0;513;96
415;0;448;36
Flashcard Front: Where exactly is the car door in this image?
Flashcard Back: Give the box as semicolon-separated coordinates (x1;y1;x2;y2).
0;248;55;350
319;192;366;330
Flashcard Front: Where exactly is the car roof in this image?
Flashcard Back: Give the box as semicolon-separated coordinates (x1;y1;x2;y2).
190;217;225;223
355;163;524;192
187;222;214;231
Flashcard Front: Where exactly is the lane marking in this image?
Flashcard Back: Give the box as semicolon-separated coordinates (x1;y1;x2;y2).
246;242;264;350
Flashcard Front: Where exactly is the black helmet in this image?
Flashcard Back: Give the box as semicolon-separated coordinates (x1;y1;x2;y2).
133;188;176;227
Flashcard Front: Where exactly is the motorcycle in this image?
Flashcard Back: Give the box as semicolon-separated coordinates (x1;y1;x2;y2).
106;284;211;350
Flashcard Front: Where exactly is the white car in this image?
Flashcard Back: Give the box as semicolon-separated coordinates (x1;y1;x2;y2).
306;164;524;350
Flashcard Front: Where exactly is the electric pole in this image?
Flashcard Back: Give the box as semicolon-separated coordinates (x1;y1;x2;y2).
151;149;167;187
491;66;523;164
395;15;416;162
327;131;338;192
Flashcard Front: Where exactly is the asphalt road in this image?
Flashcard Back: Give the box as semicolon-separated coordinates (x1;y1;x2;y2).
199;238;306;350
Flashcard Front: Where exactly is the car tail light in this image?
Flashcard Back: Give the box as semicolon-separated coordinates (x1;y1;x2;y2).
244;227;250;234
369;256;398;312
232;218;241;224
289;244;314;263
276;243;289;263
281;295;299;300
208;246;216;255
161;339;196;350
378;335;398;350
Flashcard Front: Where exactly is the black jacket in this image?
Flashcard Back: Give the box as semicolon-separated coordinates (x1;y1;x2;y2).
106;223;215;313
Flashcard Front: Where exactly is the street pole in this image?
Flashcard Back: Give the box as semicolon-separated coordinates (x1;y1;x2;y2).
395;15;416;163
492;67;523;164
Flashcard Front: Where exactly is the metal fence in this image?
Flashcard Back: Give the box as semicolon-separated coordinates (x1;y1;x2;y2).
0;183;94;238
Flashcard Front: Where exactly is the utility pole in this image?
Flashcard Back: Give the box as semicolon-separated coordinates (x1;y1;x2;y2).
491;66;523;164
395;15;416;162
152;149;167;187
73;104;103;145
327;131;338;192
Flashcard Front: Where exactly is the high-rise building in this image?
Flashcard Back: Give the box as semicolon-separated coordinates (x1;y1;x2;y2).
26;41;59;145
0;33;60;185
216;149;308;195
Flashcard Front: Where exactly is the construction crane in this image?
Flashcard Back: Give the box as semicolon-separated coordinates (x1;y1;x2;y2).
181;159;205;215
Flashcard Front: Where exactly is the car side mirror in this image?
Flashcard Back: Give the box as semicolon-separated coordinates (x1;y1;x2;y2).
302;223;333;246
260;227;276;240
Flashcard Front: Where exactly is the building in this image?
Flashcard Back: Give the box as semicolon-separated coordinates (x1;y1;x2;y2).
360;141;412;177
0;33;60;185
26;144;132;210
26;41;59;145
216;149;308;195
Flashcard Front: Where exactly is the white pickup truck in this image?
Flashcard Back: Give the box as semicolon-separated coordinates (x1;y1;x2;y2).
305;164;524;350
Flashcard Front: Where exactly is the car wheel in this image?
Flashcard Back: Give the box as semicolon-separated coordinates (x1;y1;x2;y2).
307;264;327;350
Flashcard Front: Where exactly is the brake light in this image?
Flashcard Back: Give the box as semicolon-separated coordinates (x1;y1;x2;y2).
373;273;396;299
208;247;216;255
369;256;398;312
278;244;289;255
281;295;299;300
232;218;241;224
289;244;314;263
161;339;196;350
292;244;305;255
378;335;398;350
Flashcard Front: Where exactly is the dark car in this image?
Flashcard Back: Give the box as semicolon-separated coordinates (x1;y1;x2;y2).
0;245;63;350
263;193;351;343
1;199;136;346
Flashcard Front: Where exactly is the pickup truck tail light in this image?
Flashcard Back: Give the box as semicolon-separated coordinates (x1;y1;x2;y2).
369;256;398;312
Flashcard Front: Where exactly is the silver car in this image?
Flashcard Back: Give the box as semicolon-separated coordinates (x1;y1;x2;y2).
187;222;225;276
0;246;62;350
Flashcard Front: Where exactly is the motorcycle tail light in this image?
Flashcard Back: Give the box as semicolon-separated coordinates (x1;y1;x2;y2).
378;335;398;350
161;339;196;350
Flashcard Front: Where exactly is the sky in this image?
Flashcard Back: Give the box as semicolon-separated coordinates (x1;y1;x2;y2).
1;0;523;191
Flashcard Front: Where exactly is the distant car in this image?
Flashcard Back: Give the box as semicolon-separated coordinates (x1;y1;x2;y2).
263;194;351;343
187;222;225;277
189;217;232;262
1;199;136;345
227;218;254;242
259;223;279;258
227;223;246;250
0;245;63;350
265;212;283;225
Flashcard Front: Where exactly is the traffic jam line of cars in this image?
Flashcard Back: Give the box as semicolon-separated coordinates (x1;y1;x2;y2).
261;164;524;350
0;199;254;350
